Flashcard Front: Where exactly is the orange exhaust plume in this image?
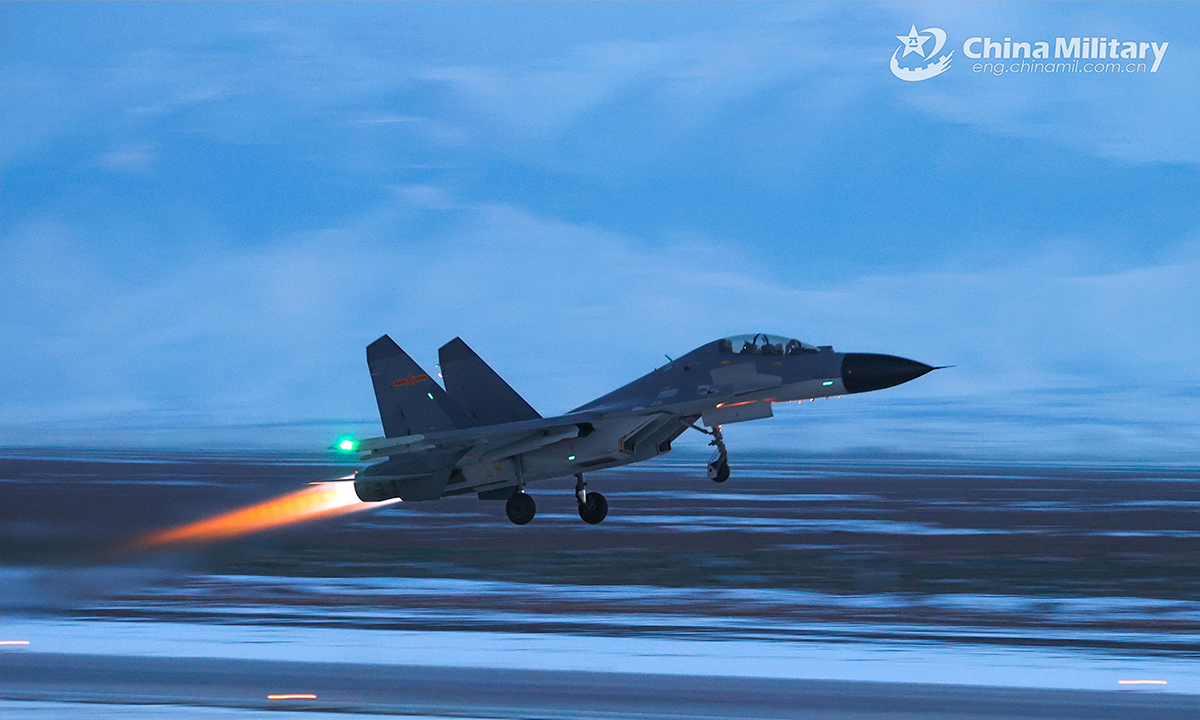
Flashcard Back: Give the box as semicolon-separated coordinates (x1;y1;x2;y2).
138;479;396;548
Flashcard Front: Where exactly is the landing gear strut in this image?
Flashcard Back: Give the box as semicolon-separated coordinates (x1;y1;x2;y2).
505;491;536;525
701;425;730;483
576;473;608;524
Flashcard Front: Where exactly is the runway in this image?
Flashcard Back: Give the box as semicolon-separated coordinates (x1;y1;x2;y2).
2;449;1197;717
4;653;1196;720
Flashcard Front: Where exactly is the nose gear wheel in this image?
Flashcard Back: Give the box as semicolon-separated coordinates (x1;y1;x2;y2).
707;455;730;483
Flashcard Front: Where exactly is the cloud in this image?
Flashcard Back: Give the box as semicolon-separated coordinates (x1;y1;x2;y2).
3;189;1196;457
6;3;1196;170
97;144;155;172
3;4;1196;458
884;2;1200;165
410;9;873;156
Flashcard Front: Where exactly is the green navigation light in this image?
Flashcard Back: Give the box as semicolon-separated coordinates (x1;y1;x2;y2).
568;455;576;461
822;381;834;386
334;435;356;452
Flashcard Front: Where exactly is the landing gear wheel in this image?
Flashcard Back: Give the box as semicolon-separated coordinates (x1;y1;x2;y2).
578;491;608;524
707;424;729;483
707;459;730;483
505;492;536;525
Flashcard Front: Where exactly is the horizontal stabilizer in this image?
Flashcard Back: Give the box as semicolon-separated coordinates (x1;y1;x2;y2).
367;335;470;438
439;337;541;427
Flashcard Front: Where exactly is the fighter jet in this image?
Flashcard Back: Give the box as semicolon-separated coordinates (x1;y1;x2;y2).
351;333;937;525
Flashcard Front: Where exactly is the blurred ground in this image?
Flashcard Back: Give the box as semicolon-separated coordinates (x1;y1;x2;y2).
2;450;1197;717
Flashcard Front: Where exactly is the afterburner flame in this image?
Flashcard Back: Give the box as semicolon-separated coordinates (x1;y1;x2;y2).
139;479;396;548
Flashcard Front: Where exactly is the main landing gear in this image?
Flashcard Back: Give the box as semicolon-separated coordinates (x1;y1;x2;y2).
503;475;608;525
505;492;536;525
576;473;608;524
694;424;730;483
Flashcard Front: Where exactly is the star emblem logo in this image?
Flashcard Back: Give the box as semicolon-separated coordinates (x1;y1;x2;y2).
890;24;952;82
896;24;931;58
393;373;429;387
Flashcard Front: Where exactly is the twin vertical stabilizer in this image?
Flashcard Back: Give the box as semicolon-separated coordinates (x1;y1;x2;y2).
366;335;539;438
439;337;541;426
366;335;466;438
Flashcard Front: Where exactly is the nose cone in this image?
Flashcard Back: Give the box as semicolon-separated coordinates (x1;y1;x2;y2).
841;353;934;394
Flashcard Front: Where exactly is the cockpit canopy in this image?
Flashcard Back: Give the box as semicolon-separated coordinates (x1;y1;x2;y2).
718;333;820;356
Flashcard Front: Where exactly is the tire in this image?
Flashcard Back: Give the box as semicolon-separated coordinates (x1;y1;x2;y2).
578;491;608;524
505;492;536;525
708;460;730;483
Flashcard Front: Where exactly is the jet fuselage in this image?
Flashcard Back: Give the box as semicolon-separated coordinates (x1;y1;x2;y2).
354;334;935;508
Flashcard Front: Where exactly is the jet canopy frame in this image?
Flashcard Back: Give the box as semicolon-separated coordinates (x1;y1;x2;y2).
718;333;819;356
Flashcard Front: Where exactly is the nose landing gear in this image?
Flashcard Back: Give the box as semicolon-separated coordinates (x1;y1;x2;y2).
706;425;730;483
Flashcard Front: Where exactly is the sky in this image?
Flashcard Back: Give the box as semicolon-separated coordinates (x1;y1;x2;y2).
3;2;1198;460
